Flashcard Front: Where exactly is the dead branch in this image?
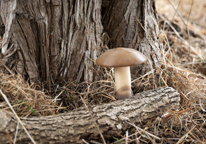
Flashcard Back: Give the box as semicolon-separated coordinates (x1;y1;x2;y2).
0;87;180;144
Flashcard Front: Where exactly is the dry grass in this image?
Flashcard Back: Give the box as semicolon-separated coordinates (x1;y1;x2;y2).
120;0;206;143
0;0;206;143
0;73;60;117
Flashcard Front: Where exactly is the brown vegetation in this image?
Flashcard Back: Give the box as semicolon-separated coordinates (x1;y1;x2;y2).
0;0;206;143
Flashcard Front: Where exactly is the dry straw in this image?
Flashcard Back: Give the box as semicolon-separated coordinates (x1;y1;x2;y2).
0;0;206;143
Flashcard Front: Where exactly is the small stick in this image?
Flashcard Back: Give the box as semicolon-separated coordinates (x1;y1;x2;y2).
127;122;161;140
6;130;13;144
0;60;14;75
176;126;195;144
14;121;19;143
167;0;192;54
186;0;194;54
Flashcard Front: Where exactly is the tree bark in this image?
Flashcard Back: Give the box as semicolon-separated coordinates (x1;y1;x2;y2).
0;87;180;144
0;0;103;87
102;0;161;73
0;0;160;87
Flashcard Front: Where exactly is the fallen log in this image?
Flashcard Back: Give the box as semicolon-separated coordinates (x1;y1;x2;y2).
0;87;180;143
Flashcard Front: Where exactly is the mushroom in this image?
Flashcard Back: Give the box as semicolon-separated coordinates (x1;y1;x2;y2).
96;48;147;100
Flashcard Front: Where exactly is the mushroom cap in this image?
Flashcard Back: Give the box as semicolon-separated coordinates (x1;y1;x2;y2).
96;48;147;67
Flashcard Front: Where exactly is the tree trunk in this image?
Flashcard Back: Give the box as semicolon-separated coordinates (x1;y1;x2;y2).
0;0;160;87
102;0;161;74
0;87;180;144
0;0;103;87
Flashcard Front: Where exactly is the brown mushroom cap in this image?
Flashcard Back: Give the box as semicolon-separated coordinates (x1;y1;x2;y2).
96;48;147;67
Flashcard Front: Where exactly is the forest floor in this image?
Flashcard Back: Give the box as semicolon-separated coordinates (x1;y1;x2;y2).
0;0;206;143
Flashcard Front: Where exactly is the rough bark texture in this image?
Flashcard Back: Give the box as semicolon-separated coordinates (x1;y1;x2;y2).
0;0;161;87
0;87;180;144
102;0;161;73
0;0;103;86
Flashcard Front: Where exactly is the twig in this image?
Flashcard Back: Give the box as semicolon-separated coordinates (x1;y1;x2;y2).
82;139;90;144
163;0;182;31
186;0;194;54
176;126;196;144
0;89;36;144
6;130;13;144
187;127;204;144
127;122;161;140
167;0;192;54
90;140;103;144
131;70;153;83
112;130;140;144
186;0;194;25
14;121;19;144
53;90;64;102
199;99;206;112
171;0;182;22
0;60;15;75
126;130;128;144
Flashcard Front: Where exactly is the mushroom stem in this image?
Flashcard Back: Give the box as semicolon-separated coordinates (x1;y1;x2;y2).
114;67;132;99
